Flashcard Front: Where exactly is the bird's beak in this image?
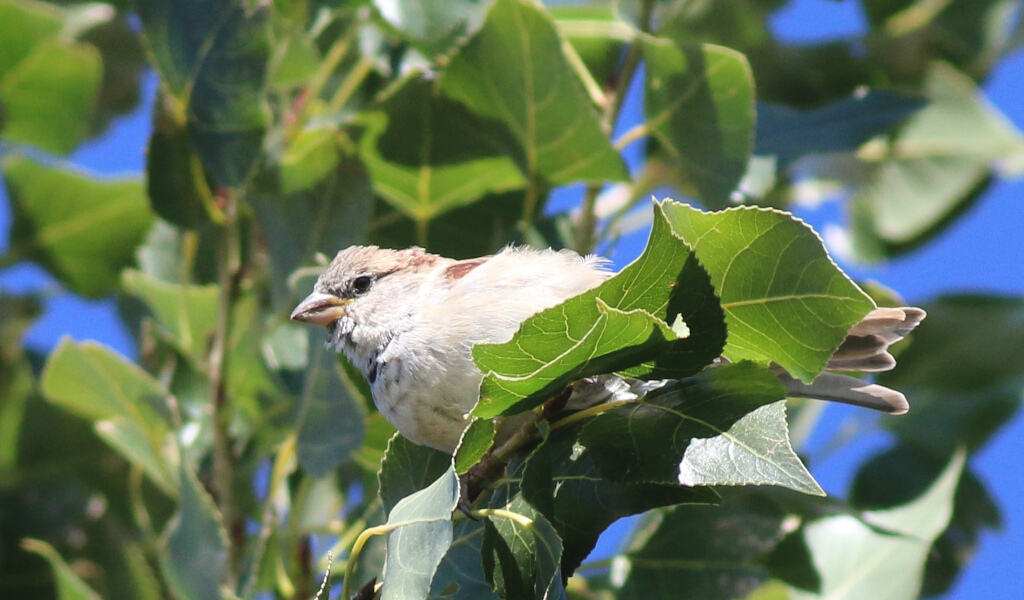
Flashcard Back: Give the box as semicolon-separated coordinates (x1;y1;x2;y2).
290;292;350;328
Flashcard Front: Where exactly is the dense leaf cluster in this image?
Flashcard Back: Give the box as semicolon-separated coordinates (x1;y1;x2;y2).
1;0;1022;599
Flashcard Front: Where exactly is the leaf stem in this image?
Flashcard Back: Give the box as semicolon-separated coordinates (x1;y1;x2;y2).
574;0;656;254
548;398;635;432
326;54;376;115
469;508;535;528
341;522;408;600
210;190;242;585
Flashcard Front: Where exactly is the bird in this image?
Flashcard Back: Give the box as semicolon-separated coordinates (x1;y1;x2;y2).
291;245;925;454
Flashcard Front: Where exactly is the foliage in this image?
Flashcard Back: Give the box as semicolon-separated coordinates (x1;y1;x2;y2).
1;0;1022;599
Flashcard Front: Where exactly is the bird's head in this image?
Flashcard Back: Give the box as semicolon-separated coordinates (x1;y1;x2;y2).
290;245;442;348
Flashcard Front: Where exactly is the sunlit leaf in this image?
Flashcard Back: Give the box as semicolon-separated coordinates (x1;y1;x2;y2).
851;63;1024;256
441;0;628;186
40;338;177;494
374;0;493;54
473;201;724;419
4;157;153;298
121;270;218;361
790;452;965;600
0;39;100;155
359;76;527;220
661;202;874;382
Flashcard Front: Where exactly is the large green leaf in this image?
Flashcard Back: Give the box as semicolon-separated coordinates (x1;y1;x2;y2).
4;157;153;298
21;539;102;600
579;362;822;495
359;76;527;221
186;1;271;187
520;424;720;574
643;39;754;208
790;452;965;600
294;340;366;478
135;0;234;95
472;200;724;419
0;0;61;78
121;270;219;362
851;62;1024;256
0;39;100;155
661;202;875;382
163;463;229;600
40;339;177;495
441;0;628;186
380;466;460;600
145;92;213;228
610;494;787;600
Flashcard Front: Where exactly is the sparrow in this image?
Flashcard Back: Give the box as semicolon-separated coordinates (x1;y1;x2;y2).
291;245;925;454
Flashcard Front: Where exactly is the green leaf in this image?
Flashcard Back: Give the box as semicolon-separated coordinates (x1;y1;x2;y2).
441;0;628;185
482;493;564;600
121;270;218;361
755;91;927;168
0;39;101;155
186;1;271;187
790;452;965;600
163;463;229;600
661;201;875;382
880;295;1024;456
521;424;720;574
136;0;235;96
580;362;822;495
381;466;460;600
851;62;1024;255
145;93;213;228
278;127;340;194
374;0;492;54
428;519;499;600
295;340;366;477
472;201;725;419
4;157;154;298
251;156;373;308
378;433;453;516
550;3;630;85
453;418;496;475
643;40;754;208
610;495;787;600
21;539;102;600
0;1;61;79
40;338;177;495
359;76;527;220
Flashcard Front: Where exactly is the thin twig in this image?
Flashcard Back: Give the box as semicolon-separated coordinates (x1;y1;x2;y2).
210;190;242;584
574;0;657;254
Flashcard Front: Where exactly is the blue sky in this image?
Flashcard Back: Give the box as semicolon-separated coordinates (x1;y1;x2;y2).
1;0;1021;597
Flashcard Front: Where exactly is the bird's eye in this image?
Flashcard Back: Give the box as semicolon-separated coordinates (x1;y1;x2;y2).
351;275;373;295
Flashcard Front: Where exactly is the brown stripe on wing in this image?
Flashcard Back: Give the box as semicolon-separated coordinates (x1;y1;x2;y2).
444;256;491;280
